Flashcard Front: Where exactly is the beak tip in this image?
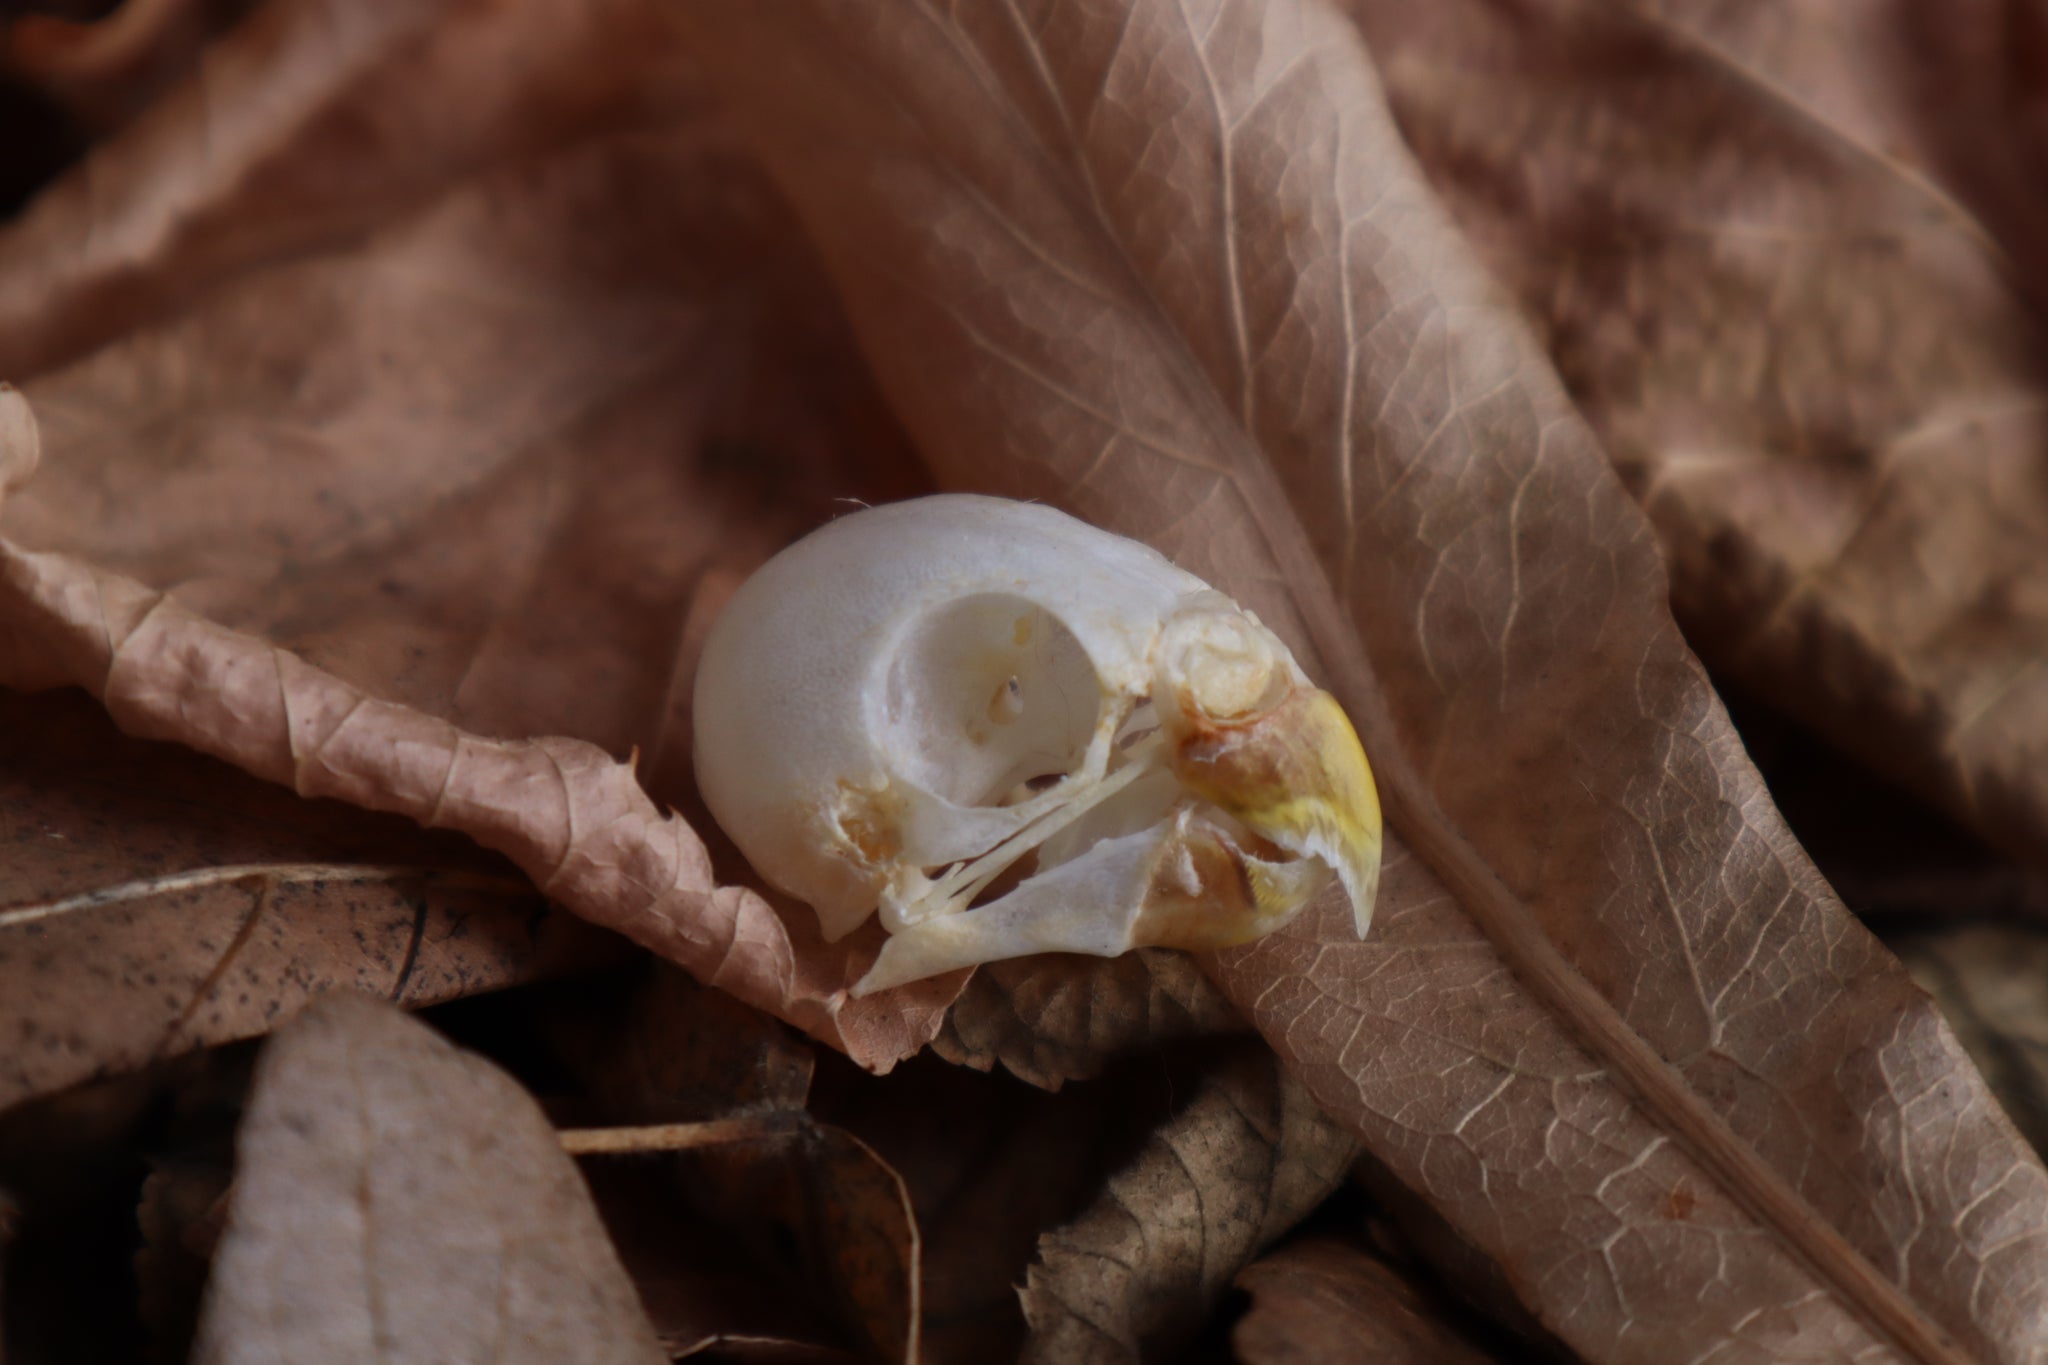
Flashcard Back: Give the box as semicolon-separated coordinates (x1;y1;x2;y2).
1342;853;1379;940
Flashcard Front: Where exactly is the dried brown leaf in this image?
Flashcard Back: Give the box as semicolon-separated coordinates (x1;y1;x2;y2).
134;1052;246;1365
580;1158;861;1364
1233;1234;1506;1365
805;1124;922;1365
0;0;701;378
192;993;665;1364
0;386;32;492
548;963;815;1124
0;687;611;1111
1894;924;2048;1158
1018;1045;1357;1365
1349;0;2048;878
0;70;954;1066
647;1114;921;1365
2;0;252;135
931;949;1245;1091
1342;1151;1573;1358
0;535;950;1069
136;1165;228;1363
810;1050;1179;1365
1726;688;2048;924
678;3;2048;1360
3;129;913;750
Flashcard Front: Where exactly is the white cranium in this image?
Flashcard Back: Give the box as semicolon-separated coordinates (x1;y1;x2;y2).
692;495;1381;995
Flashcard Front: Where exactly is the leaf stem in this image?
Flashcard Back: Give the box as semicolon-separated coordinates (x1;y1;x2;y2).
556;1116;797;1156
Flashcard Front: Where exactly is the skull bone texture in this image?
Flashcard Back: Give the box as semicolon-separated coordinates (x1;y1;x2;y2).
693;495;1382;995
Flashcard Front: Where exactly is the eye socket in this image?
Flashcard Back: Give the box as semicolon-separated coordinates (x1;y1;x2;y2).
875;593;1106;807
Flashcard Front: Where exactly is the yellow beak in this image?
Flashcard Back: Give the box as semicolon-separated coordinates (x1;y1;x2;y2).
1165;685;1382;938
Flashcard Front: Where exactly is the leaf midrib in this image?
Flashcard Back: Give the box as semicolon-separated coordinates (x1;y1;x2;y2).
975;10;1978;1362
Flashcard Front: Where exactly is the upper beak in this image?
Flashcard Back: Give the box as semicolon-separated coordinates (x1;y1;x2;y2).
1165;684;1382;938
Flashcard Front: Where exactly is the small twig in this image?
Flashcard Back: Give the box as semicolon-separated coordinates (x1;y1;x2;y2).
556;1116;797;1156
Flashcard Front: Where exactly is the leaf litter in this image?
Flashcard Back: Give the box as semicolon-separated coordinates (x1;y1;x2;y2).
191;994;667;1365
1018;1044;1357;1365
0;687;614;1110
677;2;2048;1359
1349;0;2048;879
0;115;960;1068
1233;1234;1510;1365
2;0;2048;1361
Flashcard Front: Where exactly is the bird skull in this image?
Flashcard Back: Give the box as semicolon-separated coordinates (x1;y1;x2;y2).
692;494;1381;995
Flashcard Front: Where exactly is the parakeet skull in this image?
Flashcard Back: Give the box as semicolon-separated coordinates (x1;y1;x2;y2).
692;495;1380;995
